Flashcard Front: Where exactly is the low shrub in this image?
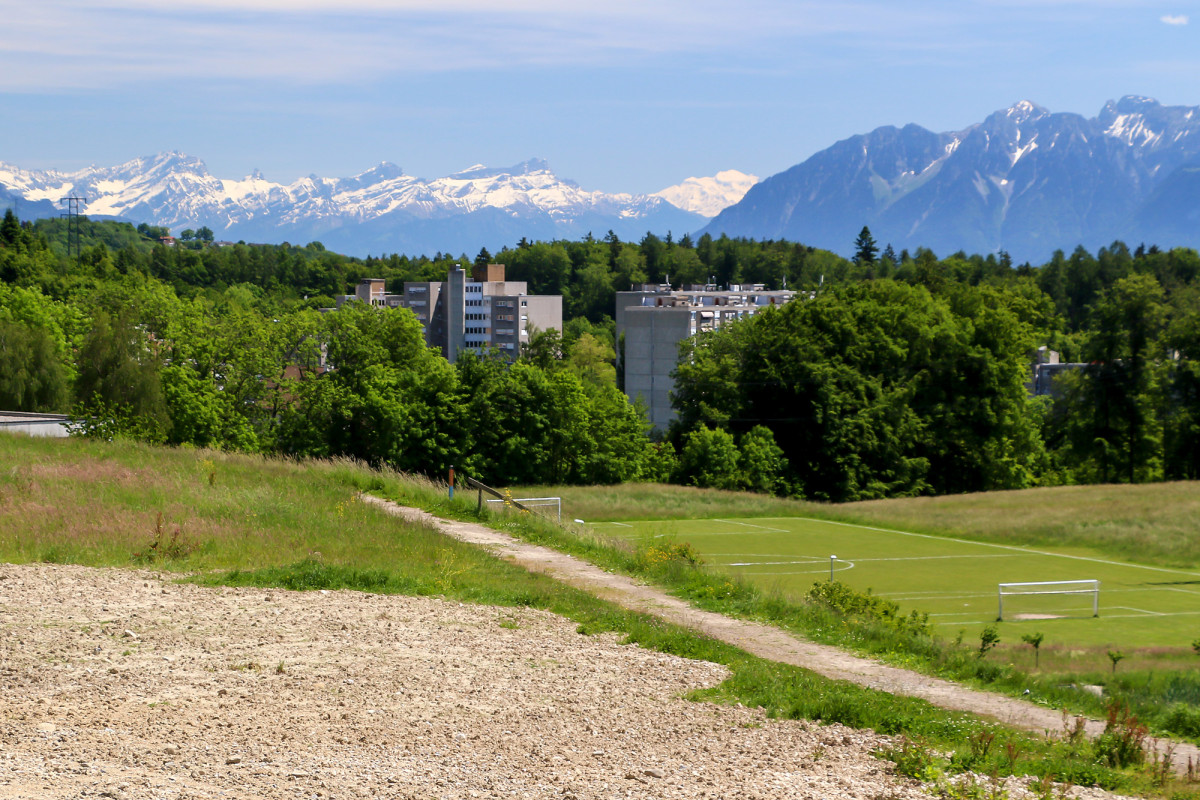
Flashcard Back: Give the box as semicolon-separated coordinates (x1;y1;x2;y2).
807;579;932;637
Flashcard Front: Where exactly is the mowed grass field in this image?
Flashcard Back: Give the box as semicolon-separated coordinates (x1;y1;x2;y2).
589;515;1200;650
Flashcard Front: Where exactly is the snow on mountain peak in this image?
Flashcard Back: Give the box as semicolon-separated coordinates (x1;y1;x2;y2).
451;159;553;180
654;170;759;217
1005;100;1049;124
0;151;697;246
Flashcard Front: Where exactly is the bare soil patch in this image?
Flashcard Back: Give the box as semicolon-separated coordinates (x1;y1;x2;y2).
0;562;941;800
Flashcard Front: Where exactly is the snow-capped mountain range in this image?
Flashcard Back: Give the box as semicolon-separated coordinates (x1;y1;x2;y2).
0;155;748;257
652;170;759;217
7;96;1200;263
703;96;1200;263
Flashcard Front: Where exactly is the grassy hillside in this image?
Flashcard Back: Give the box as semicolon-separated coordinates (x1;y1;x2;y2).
3;432;1197;796
833;483;1200;569
520;481;1200;569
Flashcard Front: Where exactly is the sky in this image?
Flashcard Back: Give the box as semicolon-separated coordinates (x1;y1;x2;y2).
1;0;1197;194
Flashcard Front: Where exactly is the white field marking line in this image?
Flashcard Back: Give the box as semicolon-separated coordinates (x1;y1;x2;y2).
934;608;1200;624
884;585;1172;600
717;553;1013;566
1159;585;1200;597
649;530;772;539
750;516;1200;579
711;553;827;561
1109;606;1165;615
713;518;791;533
887;591;1009;602
837;554;1013;564
727;559;848;567
732;565;858;576
738;569;840;576
1094;609;1200;619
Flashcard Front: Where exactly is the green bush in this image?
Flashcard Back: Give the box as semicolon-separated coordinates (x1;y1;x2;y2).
1162;703;1200;739
806;579;931;637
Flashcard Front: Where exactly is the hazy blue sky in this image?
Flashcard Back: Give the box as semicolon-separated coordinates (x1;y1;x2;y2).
1;0;1195;193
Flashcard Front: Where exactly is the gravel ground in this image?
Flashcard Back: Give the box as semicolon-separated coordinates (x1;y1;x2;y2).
0;563;1132;800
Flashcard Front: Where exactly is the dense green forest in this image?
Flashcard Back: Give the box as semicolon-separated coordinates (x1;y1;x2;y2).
3;210;1199;499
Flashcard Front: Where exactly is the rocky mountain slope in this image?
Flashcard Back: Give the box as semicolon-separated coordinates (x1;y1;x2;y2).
703;96;1200;263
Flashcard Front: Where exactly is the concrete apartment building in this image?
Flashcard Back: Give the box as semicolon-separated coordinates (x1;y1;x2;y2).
617;283;799;431
0;411;69;438
1029;346;1087;397
340;264;562;363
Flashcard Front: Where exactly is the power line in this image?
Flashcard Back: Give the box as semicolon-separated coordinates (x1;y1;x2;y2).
59;196;87;261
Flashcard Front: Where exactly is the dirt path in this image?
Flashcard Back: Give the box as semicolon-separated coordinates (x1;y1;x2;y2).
362;496;1198;774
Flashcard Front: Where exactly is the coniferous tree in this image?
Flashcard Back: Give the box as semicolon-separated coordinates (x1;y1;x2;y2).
853;226;878;265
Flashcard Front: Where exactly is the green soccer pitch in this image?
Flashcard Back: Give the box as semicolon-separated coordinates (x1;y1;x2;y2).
589;516;1200;649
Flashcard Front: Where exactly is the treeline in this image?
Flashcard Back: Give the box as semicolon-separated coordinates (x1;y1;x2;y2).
669;236;1200;499
21;216;847;323
0;212;667;485
4;209;1200;498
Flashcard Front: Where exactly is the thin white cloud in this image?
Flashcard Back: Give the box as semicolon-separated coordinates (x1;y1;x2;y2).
1161;14;1189;25
0;0;906;92
0;0;1031;94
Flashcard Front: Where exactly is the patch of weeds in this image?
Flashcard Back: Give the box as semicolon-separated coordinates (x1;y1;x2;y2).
1060;711;1088;754
228;661;261;672
275;660;287;675
641;541;704;569
38;545;69;564
1092;701;1148;769
807;580;931;637
132;512;197;564
950;729;997;771
498;617;520;630
932;772;1009;800
1148;740;1179;788
880;736;941;780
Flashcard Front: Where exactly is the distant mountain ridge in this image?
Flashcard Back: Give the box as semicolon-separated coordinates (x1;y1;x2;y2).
0;154;709;258
703;96;1200;264
652;170;758;217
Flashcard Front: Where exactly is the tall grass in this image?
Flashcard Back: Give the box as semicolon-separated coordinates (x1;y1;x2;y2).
1;433;1195;797
516;480;1200;568
833;482;1200;568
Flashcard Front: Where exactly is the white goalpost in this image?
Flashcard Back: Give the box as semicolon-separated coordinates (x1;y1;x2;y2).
485;496;562;521
997;580;1099;621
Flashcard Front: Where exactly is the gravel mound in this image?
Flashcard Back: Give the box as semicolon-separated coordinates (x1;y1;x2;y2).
0;563;1122;799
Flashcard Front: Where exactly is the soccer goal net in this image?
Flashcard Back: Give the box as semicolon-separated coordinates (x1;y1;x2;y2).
484;496;561;521
997;580;1099;621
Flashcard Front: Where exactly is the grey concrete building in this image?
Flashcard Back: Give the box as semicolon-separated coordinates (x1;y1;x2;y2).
1029;346;1087;397
340;265;562;363
0;411;70;438
616;283;799;431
